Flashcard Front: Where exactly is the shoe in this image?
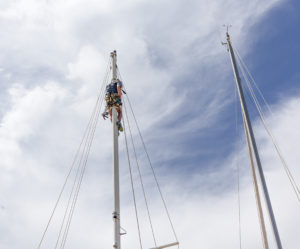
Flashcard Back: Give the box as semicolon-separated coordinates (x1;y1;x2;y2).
116;121;123;132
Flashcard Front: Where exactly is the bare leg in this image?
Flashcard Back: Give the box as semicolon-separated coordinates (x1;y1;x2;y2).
109;108;112;122
117;106;122;121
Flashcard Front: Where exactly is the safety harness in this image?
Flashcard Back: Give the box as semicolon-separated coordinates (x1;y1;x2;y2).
105;81;122;109
105;93;122;108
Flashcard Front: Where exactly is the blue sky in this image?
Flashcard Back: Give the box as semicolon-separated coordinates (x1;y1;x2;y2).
245;1;300;100
0;0;300;249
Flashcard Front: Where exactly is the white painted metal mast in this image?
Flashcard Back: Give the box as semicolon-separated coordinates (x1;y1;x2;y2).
111;50;121;249
226;32;283;249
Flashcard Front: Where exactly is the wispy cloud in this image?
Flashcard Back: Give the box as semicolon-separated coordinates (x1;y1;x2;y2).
1;0;299;249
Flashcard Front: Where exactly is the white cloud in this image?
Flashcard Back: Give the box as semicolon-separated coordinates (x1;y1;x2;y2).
1;0;299;249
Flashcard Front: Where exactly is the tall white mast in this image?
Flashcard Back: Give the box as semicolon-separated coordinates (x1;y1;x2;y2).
226;32;283;249
111;50;121;249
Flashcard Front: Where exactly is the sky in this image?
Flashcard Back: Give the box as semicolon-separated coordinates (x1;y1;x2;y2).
0;0;300;249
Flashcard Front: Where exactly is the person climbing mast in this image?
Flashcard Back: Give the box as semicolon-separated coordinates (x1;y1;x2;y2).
102;77;124;132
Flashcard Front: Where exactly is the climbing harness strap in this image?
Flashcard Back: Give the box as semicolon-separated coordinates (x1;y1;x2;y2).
105;93;122;108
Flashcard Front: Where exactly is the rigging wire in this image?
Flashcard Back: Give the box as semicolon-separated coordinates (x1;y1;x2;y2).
230;43;269;249
117;68;179;247
37;116;91;249
123;106;144;249
60;98;103;249
235;47;300;197
242;112;269;249
232;46;300;201
37;86;104;248
54;147;84;249
234;87;242;249
37;58;110;249
123;91;179;244
38;55;179;249
55;97;104;248
232;53;270;249
234;62;269;249
59;65;109;249
233;48;274;117
123;100;158;247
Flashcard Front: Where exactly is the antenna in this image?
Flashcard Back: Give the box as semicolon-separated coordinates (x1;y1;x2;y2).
221;24;232;47
223;24;232;33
